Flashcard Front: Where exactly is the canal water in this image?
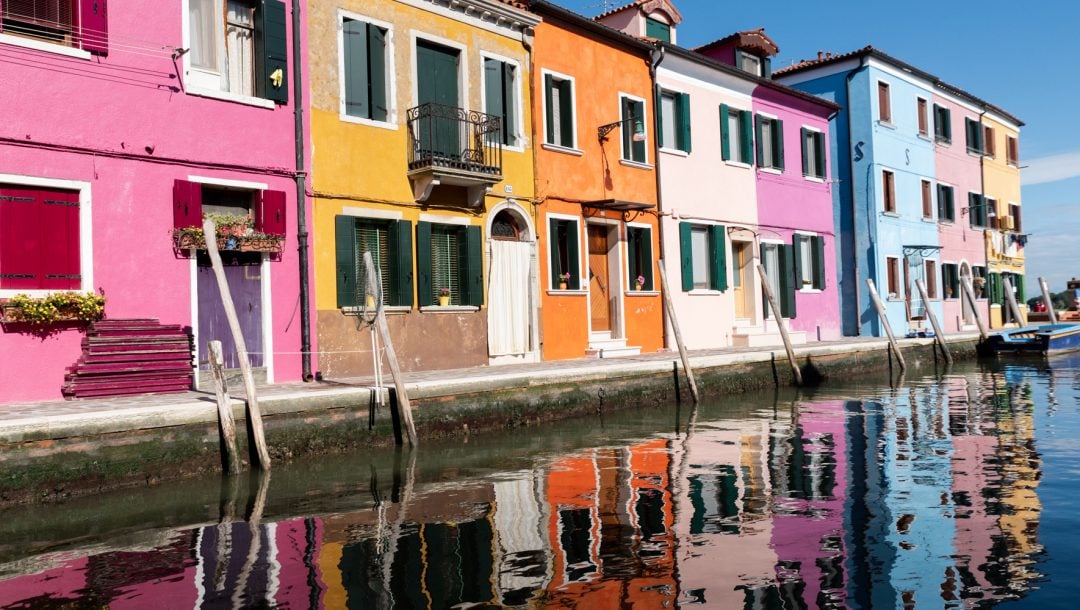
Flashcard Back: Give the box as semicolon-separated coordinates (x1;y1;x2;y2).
0;356;1077;609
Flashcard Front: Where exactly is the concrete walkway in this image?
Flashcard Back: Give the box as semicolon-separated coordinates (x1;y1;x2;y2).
0;333;978;445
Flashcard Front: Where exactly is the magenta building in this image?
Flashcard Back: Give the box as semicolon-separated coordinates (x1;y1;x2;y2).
0;0;311;402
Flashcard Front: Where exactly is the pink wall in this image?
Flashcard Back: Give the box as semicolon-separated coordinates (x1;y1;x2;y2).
0;1;312;402
752;87;841;340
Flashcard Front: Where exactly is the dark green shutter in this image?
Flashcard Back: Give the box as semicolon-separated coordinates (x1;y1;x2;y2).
415;221;432;306
548;217;560;288
621;97;633;159
645;17;670;42
641;228;654;290
720;104;731;161
257;0;289;104
558;80;574;146
1015;274;1025;304
936;184;945;219
679;222;693;292
792;234;804;284
800;128;809;176
943;108;952;142
740;110;754;164
754;114;764;166
627;229;640;289
335;216;358;308
780;244;797;318
763;57;772;78
710;224;727;292
775;119;785;170
503;62;516;145
815;132;827;178
485;59;503;140
811;235;825;290
990;272;1002;304
391;220;413;307
734;48;744;71
654;87;664;149
676;93;691;153
968;193;978;227
544;75;555;144
368;24;387;121
342;20;369;118
463;225;484;306
566;221;580;290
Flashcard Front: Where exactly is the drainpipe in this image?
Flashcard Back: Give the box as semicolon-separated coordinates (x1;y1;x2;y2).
522;27;542;359
291;0;313;381
977;107;993;321
650;44;668;348
845;57;867;335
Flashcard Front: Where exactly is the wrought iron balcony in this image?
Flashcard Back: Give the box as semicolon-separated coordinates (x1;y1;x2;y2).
406;102;503;207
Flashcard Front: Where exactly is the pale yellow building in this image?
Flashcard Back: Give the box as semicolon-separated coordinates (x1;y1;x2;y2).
980;113;1026;328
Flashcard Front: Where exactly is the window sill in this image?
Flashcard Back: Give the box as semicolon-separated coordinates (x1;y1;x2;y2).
542;143;583;156
340;305;412;315
881;211;901;218
546;289;587;296
659;147;689;157
799;287;823;294
0;33;91;59
187;85;276;110
938;219;955;225
921;217;936;223
803;175;826;183
420;305;480;313
758;167;783;175
503;143;527;154
725;160;752;169
338;114;398;130
935;139;952;147
917;133;932;142
625;290;659;297
688;289;723;296
876;120;896;130
619;159;653;170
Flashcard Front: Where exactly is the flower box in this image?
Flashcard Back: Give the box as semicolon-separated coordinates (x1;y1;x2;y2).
173;229;283;253
1;293;105;326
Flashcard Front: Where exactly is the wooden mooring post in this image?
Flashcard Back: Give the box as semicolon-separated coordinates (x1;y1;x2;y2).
208;340;241;475
658;261;700;404
204;219;271;470
1002;276;1027;327
756;264;802;387
866;278;907;372
363;252;418;447
1039;277;1058;324
915;279;952;365
960;278;989;340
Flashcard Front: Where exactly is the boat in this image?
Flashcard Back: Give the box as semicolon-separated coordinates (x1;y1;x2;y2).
983;323;1080;355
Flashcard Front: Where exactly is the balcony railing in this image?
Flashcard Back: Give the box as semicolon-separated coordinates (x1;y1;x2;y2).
407;103;503;177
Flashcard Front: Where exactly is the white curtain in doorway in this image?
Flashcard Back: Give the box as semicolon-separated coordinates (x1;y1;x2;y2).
488;240;531;356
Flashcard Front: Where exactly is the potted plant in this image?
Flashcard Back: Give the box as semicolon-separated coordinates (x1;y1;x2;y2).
635;275;645;291
1;291;106;325
558;272;570;290
438;287;451;307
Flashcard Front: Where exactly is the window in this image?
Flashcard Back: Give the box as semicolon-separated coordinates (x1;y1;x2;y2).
658;90;692;153
342;17;389;122
1008;203;1022;233
970;266;987;299
188;0;289;103
619;95;647;163
877;81;892;123
917;98;929;136
755;115;784;170
720;104;753;164
483;57;518;146
793;234;826;290
967;193;988;228
543;73;575;148
924;260;938;299
0;0;108;54
679;222;727;292
921;179;933;219
936;184;956;223
942;263;959;300
0;184;82;292
965;117;984;154
933;104;952;144
801;128;826;179
886;256;901;299
645;16;670;42
882;170;896;213
761;243;796;318
626;225;653;291
982;125;995;158
548;217;580;290
1006;135;1019;167
334;216;412;308
415;222;483;306
735;48;769;77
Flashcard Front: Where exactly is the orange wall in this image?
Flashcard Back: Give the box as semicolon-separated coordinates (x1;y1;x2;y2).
533;17;662;359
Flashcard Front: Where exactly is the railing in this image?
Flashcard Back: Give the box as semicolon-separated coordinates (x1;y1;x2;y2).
407;103;503;176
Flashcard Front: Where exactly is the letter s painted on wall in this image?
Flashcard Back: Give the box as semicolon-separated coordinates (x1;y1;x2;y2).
854;141;865;162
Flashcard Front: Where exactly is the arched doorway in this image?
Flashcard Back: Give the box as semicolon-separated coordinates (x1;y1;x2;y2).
487;206;536;362
959;262;974;326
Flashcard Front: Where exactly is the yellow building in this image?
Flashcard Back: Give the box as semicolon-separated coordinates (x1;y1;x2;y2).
308;0;541;377
980;112;1026;328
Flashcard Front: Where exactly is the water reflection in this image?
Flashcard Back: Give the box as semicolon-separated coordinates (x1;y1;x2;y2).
0;359;1068;609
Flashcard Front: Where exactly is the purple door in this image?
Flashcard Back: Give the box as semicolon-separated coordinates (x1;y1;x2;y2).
197;253;263;370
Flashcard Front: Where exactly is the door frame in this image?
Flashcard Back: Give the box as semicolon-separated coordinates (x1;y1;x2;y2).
410;31;467;110
759;239;784;320
485;201;540;364
585;219;625;339
731;238;756;322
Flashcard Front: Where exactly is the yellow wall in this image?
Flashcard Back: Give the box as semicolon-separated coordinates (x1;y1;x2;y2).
982;115;1024;326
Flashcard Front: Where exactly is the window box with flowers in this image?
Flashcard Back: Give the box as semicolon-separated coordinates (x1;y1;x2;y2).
0;292;106;326
173;213;284;253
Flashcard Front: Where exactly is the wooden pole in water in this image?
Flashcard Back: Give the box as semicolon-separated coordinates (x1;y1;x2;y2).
204;220;271;470
208;340;242;475
915;279;952;365
1002;276;1027;327
658;261;700;403
960;278;989;340
756;264;802;387
363;252;418;447
1039;277;1058;324
866;278;907;372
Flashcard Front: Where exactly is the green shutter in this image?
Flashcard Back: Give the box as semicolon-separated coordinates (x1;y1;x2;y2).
989;272;1002;304
763;57;772;78
734;48;744;71
335;216;358;308
485;59;504;140
415;221;433;306
815;132;827;179
720;104;731;161
627;228;640;289
368;24;387;121
544;74;555;144
503;62;516;145
936;184;945;219
548;217;560;288
754;114;764;166
463;225;484;306
654;87;664;149
566;221;580;289
342;20;369;119
257;0;289;104
621;97;633;159
792;234;804;284
780;244;797;318
968;193;978;228
800;128;809;176
812;235;826;290
740;110;754;164
391;220;413;307
710;224;727;292
645;17;670;42
641;228;654;290
676;93;691;153
679;222;693;292
775;119;785;170
558;80;574;147
1015;274;1025;304
943;108;952;142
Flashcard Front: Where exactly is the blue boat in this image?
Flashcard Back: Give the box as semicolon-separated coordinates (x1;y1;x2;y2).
983;323;1080;355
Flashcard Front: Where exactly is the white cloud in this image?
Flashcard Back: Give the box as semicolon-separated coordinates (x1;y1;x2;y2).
1022;151;1080;186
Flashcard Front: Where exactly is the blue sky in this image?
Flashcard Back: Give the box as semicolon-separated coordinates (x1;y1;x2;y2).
555;0;1080;290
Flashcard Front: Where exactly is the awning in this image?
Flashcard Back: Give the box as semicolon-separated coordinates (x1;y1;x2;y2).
902;244;942;258
582;199;653;212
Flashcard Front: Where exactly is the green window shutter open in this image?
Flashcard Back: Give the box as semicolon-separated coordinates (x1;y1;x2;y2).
558;80;574;147
367;24;388;121
627;229;640;290
792;234;804;284
503;62;516;145
654;87;664;149
676;93;692;153
780;244;797;318
566;221;580;289
257;0;289;104
943;108;952;142
710;224;728;292
740;110;754;164
463;225;484;306
811;235;826;290
544;75;555;144
679;222;694;292
343;20;369;119
936;184;945;219
720;104;731;161
815;132;827;178
391;220;413;307
755;114;764;166
800;128;809;176
548;217;560;289
415;221;433;306
968;193;978;227
485;59;504;138
641;229;654;290
1015;274;1026;304
776;119;785;170
763;57;772;78
335;216;358;308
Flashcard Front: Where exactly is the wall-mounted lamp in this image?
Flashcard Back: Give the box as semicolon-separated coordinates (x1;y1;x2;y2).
598;116;646;143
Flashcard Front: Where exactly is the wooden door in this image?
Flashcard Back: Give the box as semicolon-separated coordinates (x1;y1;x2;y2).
733;241;751;318
197;253;263;370
588;225;611;332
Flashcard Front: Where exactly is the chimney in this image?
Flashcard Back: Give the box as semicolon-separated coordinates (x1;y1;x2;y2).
817;50;823;61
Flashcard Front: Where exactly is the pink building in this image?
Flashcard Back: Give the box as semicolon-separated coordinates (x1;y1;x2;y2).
0;0;311;402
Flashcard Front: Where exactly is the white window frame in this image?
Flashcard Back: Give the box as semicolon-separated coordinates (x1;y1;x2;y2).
726;106;752;166
740;53;762;77
480;51;525;152
802;125;825;181
924;258;939;300
885;255;902;300
881;169;897;214
337;9;397;130
617;91;649;166
876;79;892;125
540;68;579;153
181;0;276;109
916;96;930;138
624;222;655;295
689;225;712;291
546;212;583;292
920;178;934;220
757;111;782;171
794;231;819;292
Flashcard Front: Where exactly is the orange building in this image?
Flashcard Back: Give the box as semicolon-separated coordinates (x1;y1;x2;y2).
530;1;663;360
